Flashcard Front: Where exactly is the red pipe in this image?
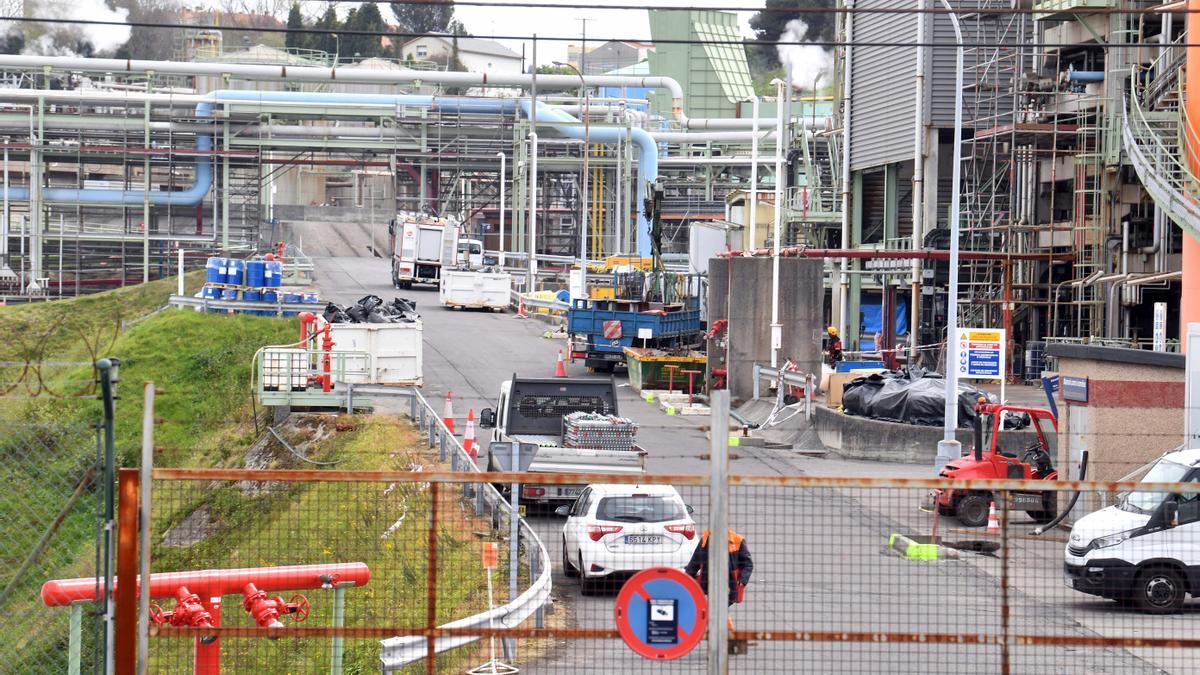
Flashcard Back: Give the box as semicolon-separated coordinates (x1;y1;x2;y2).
40;562;371;606
321;325;335;393
717;247;1075;262
197;594;221;675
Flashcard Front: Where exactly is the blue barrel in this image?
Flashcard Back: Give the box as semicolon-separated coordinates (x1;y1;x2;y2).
245;260;266;288
221;289;238;301
555;289;571;303
283;293;302;303
266;261;283;287
201;285;219;299
303;292;319;304
227;259;245;286
243;290;262;316
205;257;224;284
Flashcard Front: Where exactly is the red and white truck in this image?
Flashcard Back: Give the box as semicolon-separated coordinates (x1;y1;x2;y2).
388;213;461;289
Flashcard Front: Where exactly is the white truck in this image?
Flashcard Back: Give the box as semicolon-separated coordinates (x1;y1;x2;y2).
1064;446;1200;612
478;376;645;506
388;213;461;289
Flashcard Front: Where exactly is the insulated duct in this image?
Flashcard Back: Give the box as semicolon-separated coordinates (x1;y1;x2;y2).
0;89;659;255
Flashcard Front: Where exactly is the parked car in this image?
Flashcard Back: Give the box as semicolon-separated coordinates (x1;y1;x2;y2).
1065;447;1200;612
556;484;697;595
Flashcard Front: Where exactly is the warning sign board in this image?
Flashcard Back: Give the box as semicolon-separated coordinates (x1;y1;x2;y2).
955;328;1006;380
614;567;708;660
603;320;623;340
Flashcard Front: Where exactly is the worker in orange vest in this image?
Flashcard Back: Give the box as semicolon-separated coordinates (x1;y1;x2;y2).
685;527;753;650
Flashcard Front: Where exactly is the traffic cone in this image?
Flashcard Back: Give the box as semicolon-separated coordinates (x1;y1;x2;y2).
463;409;477;461
442;391;456;434
555;350;567;378
986;500;1000;535
516;295;527;318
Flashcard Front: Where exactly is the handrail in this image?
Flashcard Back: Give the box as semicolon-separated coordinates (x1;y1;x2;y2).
1123;62;1200;239
379;387;551;671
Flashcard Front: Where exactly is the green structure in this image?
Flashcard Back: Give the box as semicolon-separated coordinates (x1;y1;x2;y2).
647;10;755;120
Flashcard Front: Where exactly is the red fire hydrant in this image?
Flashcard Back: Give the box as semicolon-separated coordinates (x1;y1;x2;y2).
241;582;310;629
150;586;218;645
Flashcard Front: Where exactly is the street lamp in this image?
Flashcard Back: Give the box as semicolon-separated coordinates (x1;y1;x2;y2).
769;78;785;369
743;95;760;251
330;33;340;65
554;60;590;268
935;0;966;471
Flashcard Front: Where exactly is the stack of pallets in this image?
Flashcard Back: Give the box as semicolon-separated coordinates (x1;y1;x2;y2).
562;412;638;452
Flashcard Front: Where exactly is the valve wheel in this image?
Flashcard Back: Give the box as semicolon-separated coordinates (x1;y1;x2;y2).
288;594;311;622
148;603;168;625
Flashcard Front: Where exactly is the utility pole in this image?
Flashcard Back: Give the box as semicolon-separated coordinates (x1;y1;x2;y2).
578;18;588;74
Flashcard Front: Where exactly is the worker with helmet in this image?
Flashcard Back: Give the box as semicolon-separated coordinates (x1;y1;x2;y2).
686;527;754;653
825;326;843;367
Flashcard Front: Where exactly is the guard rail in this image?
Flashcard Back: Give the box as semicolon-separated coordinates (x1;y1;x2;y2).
377;387;551;671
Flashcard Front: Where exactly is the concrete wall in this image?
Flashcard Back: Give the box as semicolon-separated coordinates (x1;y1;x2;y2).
1048;344;1185;519
707;256;823;401
815;405;1038;464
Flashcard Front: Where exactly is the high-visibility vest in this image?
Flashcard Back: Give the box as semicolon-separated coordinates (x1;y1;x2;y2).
700;529;744;553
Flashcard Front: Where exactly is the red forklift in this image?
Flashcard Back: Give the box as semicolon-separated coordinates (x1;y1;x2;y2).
934;401;1059;527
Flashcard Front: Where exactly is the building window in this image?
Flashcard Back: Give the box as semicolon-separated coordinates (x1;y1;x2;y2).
416;45;428;58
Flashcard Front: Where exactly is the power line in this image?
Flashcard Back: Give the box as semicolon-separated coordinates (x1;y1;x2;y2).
331;0;1200;17
0;15;1188;50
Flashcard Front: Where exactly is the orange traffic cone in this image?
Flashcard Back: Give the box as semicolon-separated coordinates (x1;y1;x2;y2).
463;409;477;461
555;350;567;378
986;500;1000;535
442;391;456;434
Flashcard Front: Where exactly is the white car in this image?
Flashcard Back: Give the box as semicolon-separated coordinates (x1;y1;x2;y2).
556;484;698;595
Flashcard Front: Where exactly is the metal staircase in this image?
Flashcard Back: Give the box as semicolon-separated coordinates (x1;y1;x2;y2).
1123;45;1200;240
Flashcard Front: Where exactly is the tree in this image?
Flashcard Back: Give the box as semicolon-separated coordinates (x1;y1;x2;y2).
535;64;575;75
284;3;305;51
390;1;454;34
111;0;182;61
747;0;836;72
342;2;388;59
311;6;340;56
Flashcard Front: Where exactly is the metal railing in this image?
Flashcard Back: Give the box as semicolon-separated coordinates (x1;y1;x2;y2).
1124;63;1200;239
380;387;552;670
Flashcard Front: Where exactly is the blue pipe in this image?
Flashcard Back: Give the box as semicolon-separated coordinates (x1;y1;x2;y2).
1067;67;1105;82
520;100;657;257
4;90;655;255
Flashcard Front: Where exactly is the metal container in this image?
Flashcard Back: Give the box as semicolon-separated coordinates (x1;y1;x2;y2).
438;270;510;310
328;321;423;386
245;260;266;287
206;257;225;284
226;259;245;286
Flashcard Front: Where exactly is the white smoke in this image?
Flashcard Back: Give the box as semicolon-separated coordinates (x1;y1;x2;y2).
5;0;132;56
775;19;833;91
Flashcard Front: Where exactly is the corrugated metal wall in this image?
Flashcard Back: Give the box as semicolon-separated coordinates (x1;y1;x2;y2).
848;0;918;171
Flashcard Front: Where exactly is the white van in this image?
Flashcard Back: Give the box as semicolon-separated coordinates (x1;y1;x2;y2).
1064;447;1200;612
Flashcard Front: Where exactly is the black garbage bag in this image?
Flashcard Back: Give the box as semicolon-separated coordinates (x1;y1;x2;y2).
841;369;991;427
322;302;350;324
356;294;384;314
389;297;418;314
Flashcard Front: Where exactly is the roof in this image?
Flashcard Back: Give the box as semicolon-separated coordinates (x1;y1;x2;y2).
343;57;402;71
621;41;655;49
214;44;318;67
403;34;521;60
585;484;682;497
603;60;649;76
1045;343;1184;369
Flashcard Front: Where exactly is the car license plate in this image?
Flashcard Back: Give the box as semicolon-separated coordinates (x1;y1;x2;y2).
558;487;582;498
625;535;662;545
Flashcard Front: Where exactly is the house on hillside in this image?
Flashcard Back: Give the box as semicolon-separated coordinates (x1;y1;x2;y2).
399;35;523;74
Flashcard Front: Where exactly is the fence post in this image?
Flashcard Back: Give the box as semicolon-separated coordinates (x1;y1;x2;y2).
474;482;484;516
409;393;417;421
96;358;119;674
138;383;154;675
424;483;439;674
1000;489;1011;675
439;432;447;463
115;469;139;675
707;389;731;675
530;545;544;629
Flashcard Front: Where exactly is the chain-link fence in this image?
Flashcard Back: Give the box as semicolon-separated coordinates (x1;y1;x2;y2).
0;421;104;674
79;465;1200;674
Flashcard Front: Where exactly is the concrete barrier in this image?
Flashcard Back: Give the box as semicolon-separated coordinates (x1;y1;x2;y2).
814;405;1038;464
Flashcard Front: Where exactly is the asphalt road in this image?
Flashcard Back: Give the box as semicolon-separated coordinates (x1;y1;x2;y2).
311;253;1178;674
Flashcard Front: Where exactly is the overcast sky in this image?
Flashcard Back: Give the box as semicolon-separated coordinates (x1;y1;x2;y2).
299;1;759;66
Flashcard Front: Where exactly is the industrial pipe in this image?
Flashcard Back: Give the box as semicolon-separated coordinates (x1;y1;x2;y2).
41;562;371;606
838;0;855;345
718;246;1075;262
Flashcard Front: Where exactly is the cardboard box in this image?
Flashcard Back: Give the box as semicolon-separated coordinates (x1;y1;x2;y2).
826;369;887;409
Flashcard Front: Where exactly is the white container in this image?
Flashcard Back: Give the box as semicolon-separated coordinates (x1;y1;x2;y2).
439;270;511;310
329;320;424;385
262;348;309;391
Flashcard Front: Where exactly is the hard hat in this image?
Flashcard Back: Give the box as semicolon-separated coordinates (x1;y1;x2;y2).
827;326;838;336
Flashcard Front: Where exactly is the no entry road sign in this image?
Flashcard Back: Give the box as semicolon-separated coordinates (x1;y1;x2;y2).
614;567;708;660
